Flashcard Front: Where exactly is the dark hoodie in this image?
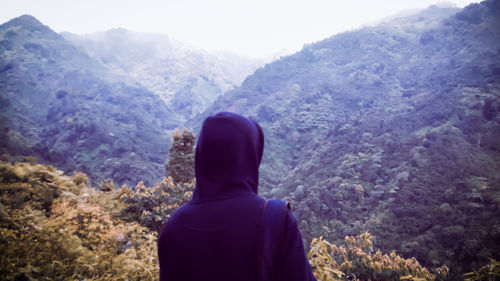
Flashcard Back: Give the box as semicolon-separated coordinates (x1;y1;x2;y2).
158;112;316;281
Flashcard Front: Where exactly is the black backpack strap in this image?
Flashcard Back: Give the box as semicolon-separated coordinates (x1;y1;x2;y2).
258;199;290;281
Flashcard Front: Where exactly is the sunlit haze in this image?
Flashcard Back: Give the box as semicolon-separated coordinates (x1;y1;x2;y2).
0;0;478;58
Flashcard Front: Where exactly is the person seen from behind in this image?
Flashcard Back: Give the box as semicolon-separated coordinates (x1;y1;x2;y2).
158;112;317;281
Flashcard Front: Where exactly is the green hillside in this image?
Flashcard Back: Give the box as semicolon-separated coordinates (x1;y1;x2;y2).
192;1;500;277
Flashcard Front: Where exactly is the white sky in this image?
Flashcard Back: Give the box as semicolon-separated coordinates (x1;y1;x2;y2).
0;0;477;58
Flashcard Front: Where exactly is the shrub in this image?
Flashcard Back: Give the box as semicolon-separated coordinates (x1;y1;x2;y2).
120;177;194;232
463;260;500;281
0;162;60;214
308;232;449;281
73;172;89;185
0;161;159;281
99;179;115;191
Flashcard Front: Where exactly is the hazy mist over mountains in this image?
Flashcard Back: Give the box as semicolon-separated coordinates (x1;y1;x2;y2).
1;0;500;278
62;29;263;122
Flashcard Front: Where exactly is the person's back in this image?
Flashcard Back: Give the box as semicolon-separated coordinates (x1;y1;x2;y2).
158;112;316;281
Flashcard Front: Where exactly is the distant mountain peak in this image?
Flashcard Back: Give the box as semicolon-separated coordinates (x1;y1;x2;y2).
106;27;128;33
1;14;44;29
0;14;60;39
102;27;130;37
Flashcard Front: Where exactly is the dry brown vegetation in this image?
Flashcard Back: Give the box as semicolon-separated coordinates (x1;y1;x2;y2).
1;161;497;280
308;232;449;281
0;161;158;280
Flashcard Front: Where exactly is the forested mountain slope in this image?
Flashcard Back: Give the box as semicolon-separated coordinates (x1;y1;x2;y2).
0;15;176;186
63;29;262;123
193;1;500;277
0;15;263;186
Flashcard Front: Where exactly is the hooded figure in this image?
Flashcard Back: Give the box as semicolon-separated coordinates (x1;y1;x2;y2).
158;112;316;281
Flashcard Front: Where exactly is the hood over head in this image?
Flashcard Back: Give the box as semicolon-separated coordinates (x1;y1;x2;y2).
192;112;264;202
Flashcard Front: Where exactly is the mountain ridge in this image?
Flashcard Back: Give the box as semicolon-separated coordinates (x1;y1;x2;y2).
0;14;175;186
0;14;55;34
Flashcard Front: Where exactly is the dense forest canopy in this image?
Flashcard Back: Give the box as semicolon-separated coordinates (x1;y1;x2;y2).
191;1;500;278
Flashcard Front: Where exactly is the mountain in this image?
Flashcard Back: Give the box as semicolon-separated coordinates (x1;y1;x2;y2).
62;29;263;123
0;15;177;186
192;1;500;277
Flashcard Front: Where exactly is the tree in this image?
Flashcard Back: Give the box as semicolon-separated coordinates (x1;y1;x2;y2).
166;128;195;184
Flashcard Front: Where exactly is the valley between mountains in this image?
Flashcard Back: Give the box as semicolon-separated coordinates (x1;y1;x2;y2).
1;0;499;279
